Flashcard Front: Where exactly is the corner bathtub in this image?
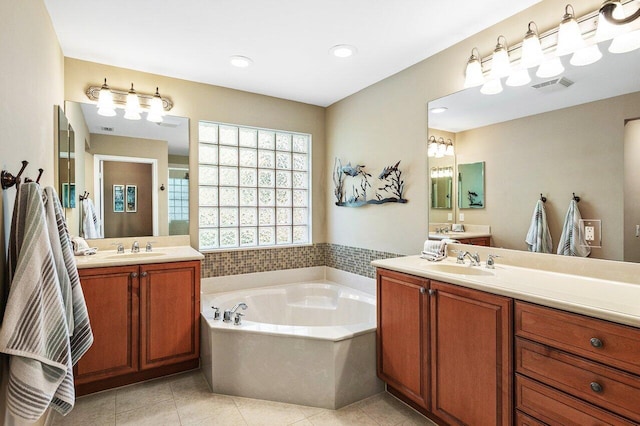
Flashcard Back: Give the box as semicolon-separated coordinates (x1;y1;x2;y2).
200;281;383;409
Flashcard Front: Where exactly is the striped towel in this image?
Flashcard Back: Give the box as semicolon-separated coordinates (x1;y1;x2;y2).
525;200;553;253
0;183;74;420
82;198;101;238
44;187;93;364
557;199;591;257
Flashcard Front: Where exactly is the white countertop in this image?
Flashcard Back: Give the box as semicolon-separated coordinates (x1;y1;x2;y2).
372;255;640;328
428;231;491;240
75;245;204;269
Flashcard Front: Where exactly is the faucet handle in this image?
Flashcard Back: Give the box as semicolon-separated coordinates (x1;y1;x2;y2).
486;254;501;269
145;241;156;252
112;242;125;254
211;306;221;320
234;312;245;326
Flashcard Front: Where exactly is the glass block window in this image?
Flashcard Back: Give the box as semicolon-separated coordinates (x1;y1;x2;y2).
168;168;190;236
198;121;311;250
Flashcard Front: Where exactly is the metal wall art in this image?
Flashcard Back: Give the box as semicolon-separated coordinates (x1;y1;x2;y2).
333;158;407;207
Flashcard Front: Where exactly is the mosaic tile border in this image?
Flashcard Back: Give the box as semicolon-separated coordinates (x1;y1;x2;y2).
201;243;403;279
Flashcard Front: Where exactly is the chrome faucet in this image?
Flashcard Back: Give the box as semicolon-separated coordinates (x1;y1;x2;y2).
145;241;155;252
131;241;140;253
486;254;501;269
112;242;125;254
223;302;248;323
456;251;481;266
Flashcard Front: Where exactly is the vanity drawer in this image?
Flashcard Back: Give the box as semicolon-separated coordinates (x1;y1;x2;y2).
516;338;640;423
515;302;640;376
516;375;635;426
515;410;546;426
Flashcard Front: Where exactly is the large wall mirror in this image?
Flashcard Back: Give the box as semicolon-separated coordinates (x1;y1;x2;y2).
428;42;640;263
65;101;190;239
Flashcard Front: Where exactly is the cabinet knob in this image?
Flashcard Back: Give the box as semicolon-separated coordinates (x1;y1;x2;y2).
590;382;603;393
590;337;603;348
419;287;426;294
131;272;138;278
141;272;148;277
428;289;436;296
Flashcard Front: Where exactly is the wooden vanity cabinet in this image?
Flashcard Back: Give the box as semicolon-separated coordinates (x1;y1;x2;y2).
376;269;513;425
515;301;640;425
456;236;490;246
75;260;200;395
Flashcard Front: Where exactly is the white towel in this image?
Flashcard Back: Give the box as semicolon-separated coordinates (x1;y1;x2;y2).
525;200;553;253
82;198;101;239
0;183;75;420
557;199;591;257
421;239;447;261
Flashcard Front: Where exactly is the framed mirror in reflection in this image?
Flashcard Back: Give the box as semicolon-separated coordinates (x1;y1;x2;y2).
430;166;453;209
427;42;640;262
64;100;190;239
457;162;484;209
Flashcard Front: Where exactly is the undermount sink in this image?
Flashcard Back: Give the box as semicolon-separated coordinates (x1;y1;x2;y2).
427;263;494;276
106;252;166;260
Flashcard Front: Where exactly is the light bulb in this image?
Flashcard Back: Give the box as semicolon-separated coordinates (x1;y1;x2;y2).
480;79;503;95
506;68;531;87
596;0;625;42
489;36;511;79
97;78;116;117
536;57;565;78
521;22;544;68
570;44;602;66
464;48;485;88
147;87;165;123
557;5;586;56
124;83;141;120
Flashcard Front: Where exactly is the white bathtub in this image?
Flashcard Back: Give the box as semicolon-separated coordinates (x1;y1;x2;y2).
200;269;383;409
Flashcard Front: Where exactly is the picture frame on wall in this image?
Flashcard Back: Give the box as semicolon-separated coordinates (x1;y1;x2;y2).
113;184;125;212
126;185;137;212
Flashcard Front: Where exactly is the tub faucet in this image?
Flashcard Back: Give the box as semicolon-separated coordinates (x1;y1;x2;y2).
456;251;481;266
223;302;248;323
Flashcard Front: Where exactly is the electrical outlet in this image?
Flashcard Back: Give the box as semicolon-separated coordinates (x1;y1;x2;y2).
447;213;453;221
585;226;595;241
459;213;464;222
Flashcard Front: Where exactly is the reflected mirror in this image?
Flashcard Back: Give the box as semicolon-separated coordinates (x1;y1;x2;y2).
431;166;453;209
57;106;76;208
428;42;640;262
457;162;484;209
65;101;190;239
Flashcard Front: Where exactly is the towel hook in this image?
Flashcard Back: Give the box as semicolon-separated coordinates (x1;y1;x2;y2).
35;168;44;184
572;193;581;202
540;193;547;203
1;160;29;190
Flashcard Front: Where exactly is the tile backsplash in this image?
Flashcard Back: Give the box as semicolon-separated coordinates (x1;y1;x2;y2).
201;243;403;279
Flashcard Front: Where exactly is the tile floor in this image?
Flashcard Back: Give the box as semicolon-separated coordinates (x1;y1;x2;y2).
51;369;438;425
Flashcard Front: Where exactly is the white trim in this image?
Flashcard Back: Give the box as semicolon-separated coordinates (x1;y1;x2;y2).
93;154;159;236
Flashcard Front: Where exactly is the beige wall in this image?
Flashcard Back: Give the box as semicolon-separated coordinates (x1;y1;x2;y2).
455;92;640;261
89;134;169;236
325;0;602;255
64;58;327;248
0;1;63;424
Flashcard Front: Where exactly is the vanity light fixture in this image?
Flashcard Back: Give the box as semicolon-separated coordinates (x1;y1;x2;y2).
445;139;455;156
230;55;253;68
489;36;512;79
427;136;438;157
535;56;565;78
521;22;544;68
557;4;602;66
463;48;485;88
329;44;358;58
480;78;503;95
86;80;173;122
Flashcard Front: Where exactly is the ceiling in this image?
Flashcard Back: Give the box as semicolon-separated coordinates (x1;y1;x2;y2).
44;0;542;107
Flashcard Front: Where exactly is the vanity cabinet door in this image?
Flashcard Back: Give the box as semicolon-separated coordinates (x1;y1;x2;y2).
376;268;430;410
139;261;200;370
429;280;513;426
75;265;140;384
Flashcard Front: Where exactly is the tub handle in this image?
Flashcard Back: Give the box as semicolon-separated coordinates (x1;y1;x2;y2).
234;312;245;326
211;306;221;321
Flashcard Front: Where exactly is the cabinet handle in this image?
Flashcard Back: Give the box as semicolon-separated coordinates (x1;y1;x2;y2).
420;287;426;294
590;337;603;348
141;272;148;277
590;382;603;393
428;289;436;296
131;272;138;278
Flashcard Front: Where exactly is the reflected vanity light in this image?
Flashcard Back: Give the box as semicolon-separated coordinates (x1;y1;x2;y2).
87;79;173;122
427;136;454;157
467;1;640;96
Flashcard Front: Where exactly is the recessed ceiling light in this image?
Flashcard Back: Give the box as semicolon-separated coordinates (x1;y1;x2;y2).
230;55;253;68
430;107;448;114
329;44;357;58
